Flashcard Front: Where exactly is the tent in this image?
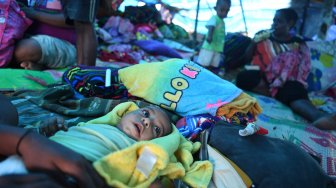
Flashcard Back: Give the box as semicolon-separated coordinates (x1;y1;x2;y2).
119;0;334;39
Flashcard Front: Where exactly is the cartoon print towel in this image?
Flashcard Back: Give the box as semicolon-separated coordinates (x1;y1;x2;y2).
118;59;242;116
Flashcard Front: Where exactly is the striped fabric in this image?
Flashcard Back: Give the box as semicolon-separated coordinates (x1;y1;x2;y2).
63;66;136;99
176;112;257;140
251;33;306;72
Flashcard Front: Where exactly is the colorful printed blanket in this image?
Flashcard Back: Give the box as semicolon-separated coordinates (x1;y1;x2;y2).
306;40;336;92
251;93;336;179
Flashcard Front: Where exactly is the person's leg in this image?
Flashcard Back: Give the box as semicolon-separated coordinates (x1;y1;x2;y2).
312;114;336;130
74;22;97;66
209;52;224;76
290;99;336;130
60;0;99;66
289;99;325;122
275;81;336;130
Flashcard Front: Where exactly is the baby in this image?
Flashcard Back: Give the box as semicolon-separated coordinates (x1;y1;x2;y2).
117;105;172;141
0;103;174;187
0;104;173;169
35;104;173;141
48;103;173;162
14;34;76;70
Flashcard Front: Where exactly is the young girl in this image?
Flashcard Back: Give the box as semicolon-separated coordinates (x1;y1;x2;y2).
197;0;230;73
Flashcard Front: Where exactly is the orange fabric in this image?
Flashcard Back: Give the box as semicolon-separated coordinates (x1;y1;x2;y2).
251;40;274;72
216;92;262;118
251;38;301;72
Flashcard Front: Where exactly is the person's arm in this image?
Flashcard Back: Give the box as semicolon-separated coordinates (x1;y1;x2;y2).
74;21;97;66
206;26;215;44
0;124;105;188
242;40;257;64
22;7;72;28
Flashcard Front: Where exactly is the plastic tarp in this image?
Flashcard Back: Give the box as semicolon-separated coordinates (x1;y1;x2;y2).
119;0;290;37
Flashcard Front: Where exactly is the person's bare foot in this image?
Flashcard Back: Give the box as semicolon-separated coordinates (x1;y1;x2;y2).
20;62;46;70
312;113;336;130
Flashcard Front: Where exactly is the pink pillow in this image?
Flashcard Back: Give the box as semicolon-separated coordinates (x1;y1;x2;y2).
0;0;32;67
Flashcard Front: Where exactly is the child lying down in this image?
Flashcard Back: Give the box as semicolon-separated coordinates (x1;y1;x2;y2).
0;102;213;188
14;35;76;70
64;58;266;138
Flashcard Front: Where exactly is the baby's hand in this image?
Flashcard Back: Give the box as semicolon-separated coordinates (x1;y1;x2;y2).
38;116;67;137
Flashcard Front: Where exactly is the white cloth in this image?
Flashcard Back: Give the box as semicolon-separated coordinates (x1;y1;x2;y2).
197;48;222;67
0;155;27;176
326;25;336;41
208;145;246;188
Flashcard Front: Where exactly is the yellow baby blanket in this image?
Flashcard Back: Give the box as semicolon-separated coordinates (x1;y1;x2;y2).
81;102;213;188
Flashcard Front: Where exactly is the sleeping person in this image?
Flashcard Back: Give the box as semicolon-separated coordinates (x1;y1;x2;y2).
14;34;76;70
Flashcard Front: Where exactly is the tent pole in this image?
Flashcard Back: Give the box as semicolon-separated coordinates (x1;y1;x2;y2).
239;0;248;35
299;0;310;35
193;0;201;47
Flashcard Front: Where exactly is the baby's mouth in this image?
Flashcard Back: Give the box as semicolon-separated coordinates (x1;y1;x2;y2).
133;122;142;135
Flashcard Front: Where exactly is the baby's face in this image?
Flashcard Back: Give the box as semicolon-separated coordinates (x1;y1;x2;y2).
14;39;41;65
14;44;32;64
117;106;172;141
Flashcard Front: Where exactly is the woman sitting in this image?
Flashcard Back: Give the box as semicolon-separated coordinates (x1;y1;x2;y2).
236;8;336;130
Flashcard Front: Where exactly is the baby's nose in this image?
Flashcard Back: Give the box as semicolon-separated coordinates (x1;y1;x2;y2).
142;118;151;128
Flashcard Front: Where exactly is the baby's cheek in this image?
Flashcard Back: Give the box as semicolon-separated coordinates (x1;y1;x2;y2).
141;132;154;141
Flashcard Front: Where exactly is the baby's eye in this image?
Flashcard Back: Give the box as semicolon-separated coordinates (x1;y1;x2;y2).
154;126;161;137
142;109;150;117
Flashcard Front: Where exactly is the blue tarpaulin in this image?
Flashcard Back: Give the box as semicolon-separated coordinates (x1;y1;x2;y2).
119;0;291;37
